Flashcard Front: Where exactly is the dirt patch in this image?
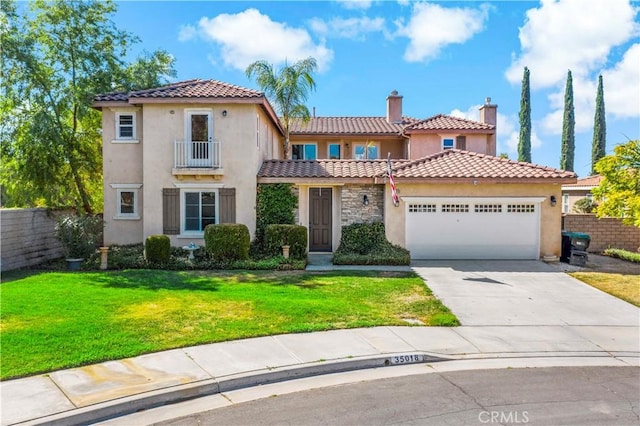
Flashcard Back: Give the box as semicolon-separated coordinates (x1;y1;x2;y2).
555;253;640;275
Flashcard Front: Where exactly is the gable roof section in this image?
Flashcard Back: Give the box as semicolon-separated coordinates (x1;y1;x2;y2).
562;174;602;190
258;150;577;184
403;114;495;133
290;117;416;136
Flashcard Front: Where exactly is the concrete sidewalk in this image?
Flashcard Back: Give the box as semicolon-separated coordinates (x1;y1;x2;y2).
2;259;639;425
2;325;638;426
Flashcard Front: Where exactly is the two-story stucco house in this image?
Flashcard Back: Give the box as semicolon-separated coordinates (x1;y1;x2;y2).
94;79;576;260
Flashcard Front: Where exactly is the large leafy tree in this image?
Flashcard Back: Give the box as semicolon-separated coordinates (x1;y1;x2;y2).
246;57;318;159
560;70;575;171
591;74;607;175
518;67;532;163
593;139;640;227
1;0;175;213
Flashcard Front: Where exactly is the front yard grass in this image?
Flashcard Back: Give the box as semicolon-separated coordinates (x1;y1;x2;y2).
570;272;640;307
0;270;457;380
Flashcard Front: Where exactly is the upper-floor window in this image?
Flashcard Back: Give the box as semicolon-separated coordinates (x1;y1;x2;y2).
442;138;455;150
354;142;379;159
292;143;317;160
328;143;341;159
115;112;136;140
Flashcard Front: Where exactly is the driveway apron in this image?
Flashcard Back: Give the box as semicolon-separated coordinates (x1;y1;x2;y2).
411;260;639;327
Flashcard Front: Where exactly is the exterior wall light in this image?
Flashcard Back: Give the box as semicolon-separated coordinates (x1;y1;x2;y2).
550;195;557;206
363;195;369;206
222;110;228;117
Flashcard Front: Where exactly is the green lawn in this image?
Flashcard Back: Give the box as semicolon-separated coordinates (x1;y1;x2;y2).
0;269;457;380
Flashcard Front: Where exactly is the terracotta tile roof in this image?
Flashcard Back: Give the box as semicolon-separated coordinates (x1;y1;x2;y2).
258;150;577;182
392;150;576;180
403;114;494;132
562;174;602;188
94;79;263;102
290;117;417;135
258;159;392;179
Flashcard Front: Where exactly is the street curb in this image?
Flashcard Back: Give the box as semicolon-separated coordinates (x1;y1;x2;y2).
22;352;448;426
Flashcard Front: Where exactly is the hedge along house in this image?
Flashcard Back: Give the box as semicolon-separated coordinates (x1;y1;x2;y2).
95;80;577;259
93;79;284;246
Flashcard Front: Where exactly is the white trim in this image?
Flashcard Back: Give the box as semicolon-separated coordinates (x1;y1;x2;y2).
180;188;220;237
108;107;141;112
111;139;140;144
173;183;224;189
562;186;598;191
441;137;455;150
110;183;142;189
115;111;137;141
401;196;546;204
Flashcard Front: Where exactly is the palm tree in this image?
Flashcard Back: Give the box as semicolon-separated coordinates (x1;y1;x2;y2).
246;57;318;159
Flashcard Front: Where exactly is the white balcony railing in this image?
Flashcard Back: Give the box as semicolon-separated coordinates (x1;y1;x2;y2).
174;140;221;168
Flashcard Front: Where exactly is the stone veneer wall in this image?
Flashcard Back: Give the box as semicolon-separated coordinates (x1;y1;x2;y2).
563;214;640;253
1;208;67;271
341;184;384;226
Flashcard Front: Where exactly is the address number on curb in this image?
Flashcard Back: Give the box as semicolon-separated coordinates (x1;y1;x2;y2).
390;354;424;365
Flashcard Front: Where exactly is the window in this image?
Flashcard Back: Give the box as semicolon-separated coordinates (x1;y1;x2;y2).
442;204;469;213
563;194;569;213
442;138;455;150
475;204;502;213
292;143;317;160
507;204;535;213
115;112;136;140
354;143;379;159
328;143;341;159
183;191;217;233
110;184;141;219
409;204;436;213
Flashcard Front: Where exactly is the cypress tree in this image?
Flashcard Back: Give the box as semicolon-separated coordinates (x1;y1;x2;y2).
518;67;531;163
560;70;575;171
591;74;606;175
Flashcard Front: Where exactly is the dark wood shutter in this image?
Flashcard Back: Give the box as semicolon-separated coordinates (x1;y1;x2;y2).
456;136;467;151
162;188;180;234
219;188;236;223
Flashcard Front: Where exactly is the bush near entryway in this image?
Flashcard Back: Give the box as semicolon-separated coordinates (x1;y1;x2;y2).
144;235;170;264
264;224;307;259
333;222;410;265
205;224;250;261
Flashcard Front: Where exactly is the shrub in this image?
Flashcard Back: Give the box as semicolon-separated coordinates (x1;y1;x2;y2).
54;214;103;259
254;184;298;253
573;197;597;213
145;235;171;264
333;222;410;265
264;224;308;259
205;224;250;261
604;248;640;263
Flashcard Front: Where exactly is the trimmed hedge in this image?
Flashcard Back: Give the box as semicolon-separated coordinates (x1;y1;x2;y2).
604;248;640;263
144;235;171;264
205;224;250;261
264;224;308;260
333;222;410;265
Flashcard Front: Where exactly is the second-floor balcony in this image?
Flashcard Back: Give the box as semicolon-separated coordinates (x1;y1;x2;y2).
174;140;222;175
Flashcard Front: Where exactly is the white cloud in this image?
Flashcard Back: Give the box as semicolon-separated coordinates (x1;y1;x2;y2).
505;0;639;89
197;9;333;72
451;104;541;155
397;2;489;63
602;43;640;119
178;25;197;42
336;0;373;10
309;16;387;40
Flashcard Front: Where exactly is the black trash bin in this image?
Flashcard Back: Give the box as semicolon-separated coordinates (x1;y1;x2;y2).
561;231;591;266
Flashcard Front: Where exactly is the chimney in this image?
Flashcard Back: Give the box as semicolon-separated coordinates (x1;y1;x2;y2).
386;90;403;123
479;97;497;156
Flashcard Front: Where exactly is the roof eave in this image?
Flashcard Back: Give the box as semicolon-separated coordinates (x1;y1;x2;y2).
257;177;375;184
403;128;495;135
388;177;577;184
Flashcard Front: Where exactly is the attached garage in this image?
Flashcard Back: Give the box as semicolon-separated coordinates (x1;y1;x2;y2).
404;197;545;260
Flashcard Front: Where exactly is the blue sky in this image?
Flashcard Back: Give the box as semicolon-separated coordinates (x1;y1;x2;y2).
114;0;639;177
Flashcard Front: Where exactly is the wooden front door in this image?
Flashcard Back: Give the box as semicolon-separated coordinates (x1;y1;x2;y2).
309;188;332;252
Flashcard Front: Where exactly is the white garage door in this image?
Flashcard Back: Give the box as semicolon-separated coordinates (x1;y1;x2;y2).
404;197;544;260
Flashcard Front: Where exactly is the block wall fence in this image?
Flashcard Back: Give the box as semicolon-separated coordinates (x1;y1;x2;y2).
1;208;68;272
562;214;640;253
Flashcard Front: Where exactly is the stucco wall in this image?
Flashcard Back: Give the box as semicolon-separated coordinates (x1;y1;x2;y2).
288;137;406;160
384;182;564;258
341;184;384;225
563;214;640;253
408;133;489;159
1;208;65;271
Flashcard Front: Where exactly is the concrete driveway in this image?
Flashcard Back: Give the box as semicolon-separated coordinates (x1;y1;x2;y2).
412;260;639;327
